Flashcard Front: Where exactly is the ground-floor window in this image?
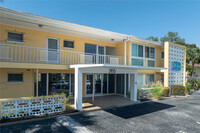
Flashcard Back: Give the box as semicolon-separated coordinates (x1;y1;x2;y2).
85;74;116;97
137;74;155;89
146;74;154;85
49;73;74;95
34;73;74;96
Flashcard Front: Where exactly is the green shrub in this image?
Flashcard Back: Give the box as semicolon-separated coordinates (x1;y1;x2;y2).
163;87;170;97
150;86;163;100
137;89;152;100
171;85;185;96
185;83;192;94
189;78;197;86
197;81;200;88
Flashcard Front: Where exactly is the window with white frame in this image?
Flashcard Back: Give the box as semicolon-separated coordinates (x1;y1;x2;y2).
145;74;154;84
131;43;155;67
7;32;23;43
8;73;23;82
63;40;74;48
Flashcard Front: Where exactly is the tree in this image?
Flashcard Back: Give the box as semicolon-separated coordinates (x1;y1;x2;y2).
160;32;186;45
146;36;159;42
186;47;200;77
186;64;197;76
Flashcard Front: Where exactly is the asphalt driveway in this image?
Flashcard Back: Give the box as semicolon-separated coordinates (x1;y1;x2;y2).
1;91;200;133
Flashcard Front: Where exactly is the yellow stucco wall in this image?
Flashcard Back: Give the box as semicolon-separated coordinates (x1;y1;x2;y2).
0;24;117;53
0;23;168;98
0;68;34;98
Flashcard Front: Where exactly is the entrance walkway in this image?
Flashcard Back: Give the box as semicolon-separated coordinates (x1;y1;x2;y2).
69;95;138;111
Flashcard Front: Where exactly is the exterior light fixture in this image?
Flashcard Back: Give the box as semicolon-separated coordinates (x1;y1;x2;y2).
38;24;43;28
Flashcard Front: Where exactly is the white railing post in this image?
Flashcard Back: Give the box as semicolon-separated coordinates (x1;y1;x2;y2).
22;47;24;62
11;46;13;62
19;47;20;62
29;48;31;62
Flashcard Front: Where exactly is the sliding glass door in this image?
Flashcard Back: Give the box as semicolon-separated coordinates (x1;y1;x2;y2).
85;43;105;64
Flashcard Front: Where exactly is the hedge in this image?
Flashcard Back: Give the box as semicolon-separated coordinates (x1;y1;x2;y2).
171;85;185;96
163;87;170;97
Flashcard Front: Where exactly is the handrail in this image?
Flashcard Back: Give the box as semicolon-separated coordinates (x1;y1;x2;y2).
0;43;125;65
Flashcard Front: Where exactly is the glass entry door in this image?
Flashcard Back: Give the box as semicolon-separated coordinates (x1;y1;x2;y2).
97;46;105;64
47;38;59;64
85;74;103;97
86;74;93;96
95;74;103;95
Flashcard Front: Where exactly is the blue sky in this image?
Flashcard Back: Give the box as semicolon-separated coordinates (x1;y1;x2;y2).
1;0;200;47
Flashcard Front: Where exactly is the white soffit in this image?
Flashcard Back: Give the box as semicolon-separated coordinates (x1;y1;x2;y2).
70;64;167;70
0;7;163;46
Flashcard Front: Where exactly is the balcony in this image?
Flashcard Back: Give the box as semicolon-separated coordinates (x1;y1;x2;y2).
0;44;125;66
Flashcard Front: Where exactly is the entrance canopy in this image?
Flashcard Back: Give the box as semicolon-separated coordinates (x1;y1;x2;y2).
70;64;166;74
70;64;166;110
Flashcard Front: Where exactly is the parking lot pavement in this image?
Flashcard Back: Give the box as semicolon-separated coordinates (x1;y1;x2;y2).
0;118;71;133
1;91;200;133
70;91;200;133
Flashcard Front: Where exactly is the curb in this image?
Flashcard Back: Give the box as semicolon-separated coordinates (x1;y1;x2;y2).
0;111;81;127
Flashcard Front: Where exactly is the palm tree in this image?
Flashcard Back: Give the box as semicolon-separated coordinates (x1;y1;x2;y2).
187;47;200;77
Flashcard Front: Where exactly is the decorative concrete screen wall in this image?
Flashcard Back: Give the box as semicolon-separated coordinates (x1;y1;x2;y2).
0;95;65;119
164;42;186;88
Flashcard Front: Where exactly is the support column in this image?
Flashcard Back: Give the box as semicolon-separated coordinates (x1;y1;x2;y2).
130;72;138;102
36;69;39;97
124;40;127;65
92;73;95;102
74;68;83;110
133;72;138;101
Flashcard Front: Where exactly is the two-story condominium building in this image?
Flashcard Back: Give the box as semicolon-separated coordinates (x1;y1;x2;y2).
0;7;186;110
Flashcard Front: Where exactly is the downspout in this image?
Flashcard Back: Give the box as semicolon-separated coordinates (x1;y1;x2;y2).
124;36;129;97
124;40;127;65
124;36;130;65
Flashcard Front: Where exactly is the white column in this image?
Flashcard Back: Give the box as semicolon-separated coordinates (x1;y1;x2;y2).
124;40;127;65
133;72;138;101
74;68;83;110
130;72;138;102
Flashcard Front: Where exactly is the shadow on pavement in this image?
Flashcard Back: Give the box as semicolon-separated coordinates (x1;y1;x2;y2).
104;101;175;119
0;118;71;133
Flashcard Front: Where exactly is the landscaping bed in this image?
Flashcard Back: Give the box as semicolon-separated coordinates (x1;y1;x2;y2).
0;107;78;124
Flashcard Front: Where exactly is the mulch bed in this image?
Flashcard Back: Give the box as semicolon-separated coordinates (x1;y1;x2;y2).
0;109;78;124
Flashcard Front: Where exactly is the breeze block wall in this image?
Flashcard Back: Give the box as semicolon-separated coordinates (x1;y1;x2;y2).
164;42;186;88
0;95;65;119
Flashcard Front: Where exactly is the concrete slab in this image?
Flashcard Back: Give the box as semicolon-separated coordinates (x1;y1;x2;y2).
69;95;138;111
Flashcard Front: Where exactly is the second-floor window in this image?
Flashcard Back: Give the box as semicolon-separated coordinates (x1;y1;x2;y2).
161;51;164;59
8;32;23;43
131;43;155;67
63;40;74;48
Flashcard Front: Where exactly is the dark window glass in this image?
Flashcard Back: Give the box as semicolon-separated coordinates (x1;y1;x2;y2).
146;74;154;84
145;47;150;58
131;59;144;66
150;47;155;59
138;45;143;57
63;40;74;48
116;74;124;94
103;74;108;94
161;52;164;59
148;60;155;67
8;73;23;82
8;32;23;42
85;43;96;54
108;74;115;93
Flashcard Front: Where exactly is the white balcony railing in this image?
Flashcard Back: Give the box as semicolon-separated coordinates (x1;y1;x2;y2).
0;44;125;65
